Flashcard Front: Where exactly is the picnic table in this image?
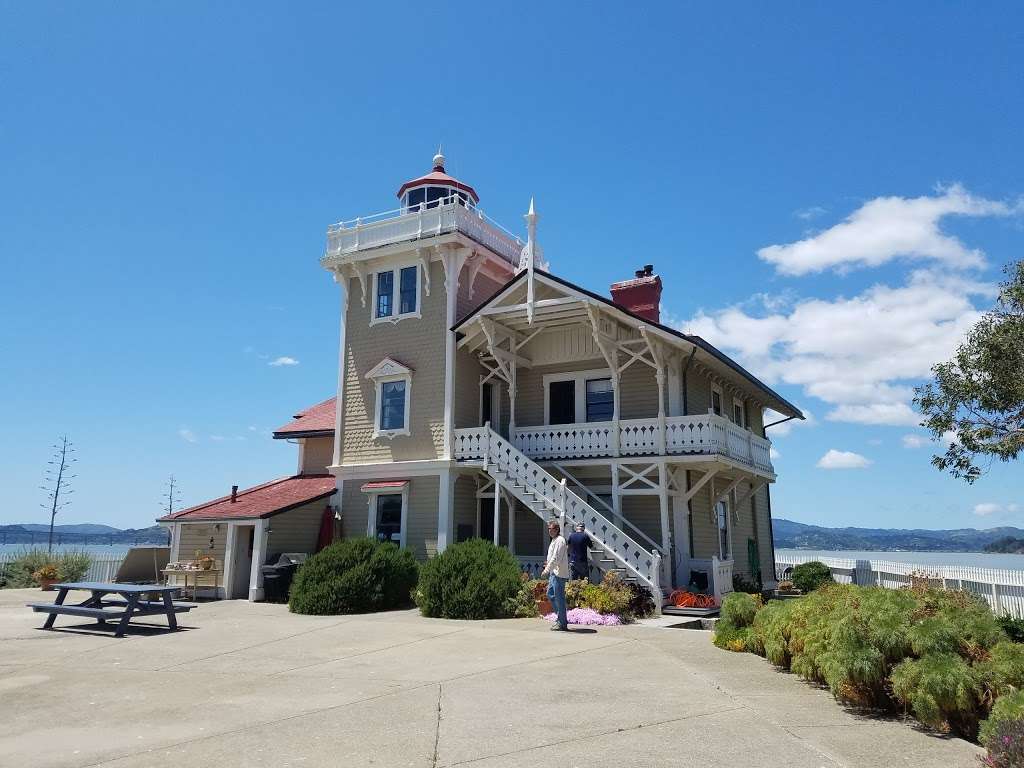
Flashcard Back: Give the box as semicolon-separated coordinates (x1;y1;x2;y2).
27;582;195;638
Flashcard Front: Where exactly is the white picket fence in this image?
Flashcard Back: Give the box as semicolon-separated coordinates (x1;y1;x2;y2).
775;553;1024;618
0;552;126;584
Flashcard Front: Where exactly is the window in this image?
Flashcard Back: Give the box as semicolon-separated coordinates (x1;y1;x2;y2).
585;378;614;422
375;494;403;544
732;398;745;428
543;368;613;425
366;357;413;439
380;381;406;431
406;187;426;210
399;266;417;315
710;385;723;417
376;271;393;319
372;264;420;325
716;500;731;560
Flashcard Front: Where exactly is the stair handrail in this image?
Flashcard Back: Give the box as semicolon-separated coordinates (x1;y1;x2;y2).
479;427;659;591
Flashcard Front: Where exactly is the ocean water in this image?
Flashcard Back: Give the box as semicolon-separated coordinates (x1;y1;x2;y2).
776;548;1024;572
0;543;138;558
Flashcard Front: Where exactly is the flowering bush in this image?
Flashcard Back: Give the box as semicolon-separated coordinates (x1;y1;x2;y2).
980;717;1024;768
544;607;622;626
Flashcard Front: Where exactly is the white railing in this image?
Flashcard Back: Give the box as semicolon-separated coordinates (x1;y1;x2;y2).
775;553;1024;618
0;551;126;584
690;556;734;604
517;556;547;579
323;199;523;265
509;414;774;474
454;426;661;598
514;422;615;460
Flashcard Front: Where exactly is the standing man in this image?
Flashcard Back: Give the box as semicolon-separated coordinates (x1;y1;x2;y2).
542;519;569;631
567;522;590;582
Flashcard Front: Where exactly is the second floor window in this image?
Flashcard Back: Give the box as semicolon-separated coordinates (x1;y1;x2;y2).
711;387;723;417
380;380;407;431
585;378;614;422
376;271;393;319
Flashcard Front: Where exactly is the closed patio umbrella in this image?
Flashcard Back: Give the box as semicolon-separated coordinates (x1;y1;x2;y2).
315;505;334;552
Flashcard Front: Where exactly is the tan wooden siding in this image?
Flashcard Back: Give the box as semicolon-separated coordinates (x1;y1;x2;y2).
454;348;485;429
300;437;334;474
178;523;227;564
406;475;440;560
514;504;546;556
340;480;370;541
339;262;447;465
619;362;660;420
454;474;478;541
747;403;765;435
266;500;324;557
457;272;503;322
685;370;711;416
515;361;608;426
755;485;775;579
621;495;662;545
731;485;757;578
688;474;717;560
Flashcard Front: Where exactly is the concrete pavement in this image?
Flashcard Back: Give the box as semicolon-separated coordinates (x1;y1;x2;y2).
0;588;982;767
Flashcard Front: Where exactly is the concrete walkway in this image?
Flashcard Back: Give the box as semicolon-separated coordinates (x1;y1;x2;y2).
1;588;981;767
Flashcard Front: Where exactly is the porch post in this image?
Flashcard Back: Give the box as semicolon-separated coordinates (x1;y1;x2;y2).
506;488;516;555
492;483;501;546
248;518;269;601
508;363;517;445
437;469;455;553
657;461;671;585
222;521;239;601
611;372;621;456
442;248;469;459
611;461;622;528
655;365;667;455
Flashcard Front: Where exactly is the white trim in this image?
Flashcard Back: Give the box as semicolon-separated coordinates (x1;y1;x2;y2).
479;379;502;428
248;518;269;601
364;485;409;548
710;382;724;417
370;261;422;326
731;397;745;428
541;368;612;425
333;459;456;479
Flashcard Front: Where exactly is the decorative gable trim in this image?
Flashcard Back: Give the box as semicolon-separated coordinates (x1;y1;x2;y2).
365;357;414;380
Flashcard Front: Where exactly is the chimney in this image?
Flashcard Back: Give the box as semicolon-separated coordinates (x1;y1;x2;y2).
610;264;662;323
230;485;238;503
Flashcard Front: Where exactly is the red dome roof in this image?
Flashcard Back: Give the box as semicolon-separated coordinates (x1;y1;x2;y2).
396;152;479;204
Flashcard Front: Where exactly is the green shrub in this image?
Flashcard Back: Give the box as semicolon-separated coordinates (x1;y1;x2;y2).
790;561;834;593
622;579;656;619
503;577;544;618
415;539;521;619
732;572;761;594
998;615;1024;643
981;716;1024;768
977;641;1024;699
721;591;760;628
289;537;418;615
891;653;981;735
980;689;1024;747
0;549;92;588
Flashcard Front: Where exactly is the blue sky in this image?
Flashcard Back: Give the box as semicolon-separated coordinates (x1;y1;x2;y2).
1;3;1021;531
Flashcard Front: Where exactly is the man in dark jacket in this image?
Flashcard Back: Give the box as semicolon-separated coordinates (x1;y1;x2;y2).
566;522;591;582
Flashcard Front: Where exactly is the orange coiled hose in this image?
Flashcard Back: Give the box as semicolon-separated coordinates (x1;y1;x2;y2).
667;589;717;608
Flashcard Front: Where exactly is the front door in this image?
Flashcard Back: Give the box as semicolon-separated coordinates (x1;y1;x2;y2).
548;380;575;425
230;525;254;599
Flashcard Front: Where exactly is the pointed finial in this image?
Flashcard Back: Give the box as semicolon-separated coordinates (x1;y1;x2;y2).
432;146;445;172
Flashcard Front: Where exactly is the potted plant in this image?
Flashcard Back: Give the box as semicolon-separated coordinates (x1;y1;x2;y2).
33;564;60;591
198;555;214;570
531;580;552;615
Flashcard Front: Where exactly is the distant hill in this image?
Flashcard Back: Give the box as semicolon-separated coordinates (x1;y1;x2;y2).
773;519;1024;553
984;537;1024;554
0;523;168;546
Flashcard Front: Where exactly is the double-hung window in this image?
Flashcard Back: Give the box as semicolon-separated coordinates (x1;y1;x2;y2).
373;264;419;324
585;378;614;422
710;385;723;417
366;358;413;439
717;500;731;560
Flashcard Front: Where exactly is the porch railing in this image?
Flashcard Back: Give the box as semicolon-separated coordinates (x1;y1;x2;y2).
511;414;774;473
323;199;523;265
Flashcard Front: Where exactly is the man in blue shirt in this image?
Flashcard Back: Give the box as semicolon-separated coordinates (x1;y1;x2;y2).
566;522;591;582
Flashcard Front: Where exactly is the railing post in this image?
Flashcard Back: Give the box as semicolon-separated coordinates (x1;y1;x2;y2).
559;478;567;531
482;421;490;470
651;550;663;615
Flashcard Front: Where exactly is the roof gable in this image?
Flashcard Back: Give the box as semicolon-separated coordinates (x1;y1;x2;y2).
365;357;413;380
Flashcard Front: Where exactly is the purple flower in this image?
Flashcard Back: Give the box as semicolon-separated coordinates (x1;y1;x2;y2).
543;608;622;626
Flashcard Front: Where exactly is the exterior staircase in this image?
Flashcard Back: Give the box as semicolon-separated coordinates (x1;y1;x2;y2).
453;426;663;608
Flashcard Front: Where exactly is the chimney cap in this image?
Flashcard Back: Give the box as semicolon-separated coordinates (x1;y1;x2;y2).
230;485;238;503
643;264;654;275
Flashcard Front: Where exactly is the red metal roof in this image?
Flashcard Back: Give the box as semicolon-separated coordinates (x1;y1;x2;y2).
159;475;336;522
396;170;479;204
273;397;336;438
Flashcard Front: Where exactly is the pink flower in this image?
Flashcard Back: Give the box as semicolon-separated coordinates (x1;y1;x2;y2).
543;608;622;626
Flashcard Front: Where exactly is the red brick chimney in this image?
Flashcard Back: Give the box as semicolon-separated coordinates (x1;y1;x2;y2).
610;264;662;323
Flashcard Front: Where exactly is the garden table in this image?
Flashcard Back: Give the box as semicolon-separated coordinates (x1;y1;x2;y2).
27;582;194;638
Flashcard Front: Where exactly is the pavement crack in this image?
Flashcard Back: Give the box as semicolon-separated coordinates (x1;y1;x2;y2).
432;683;443;768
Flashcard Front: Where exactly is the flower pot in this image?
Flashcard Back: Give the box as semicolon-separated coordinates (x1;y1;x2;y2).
40;579;58;591
536;598;553;615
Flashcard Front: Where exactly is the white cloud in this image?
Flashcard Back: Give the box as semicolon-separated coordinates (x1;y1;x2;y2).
268;356;299;367
769;446;781;461
759;184;1019;276
816;449;872;469
178;428;197;443
902;433;928;449
974;502;1021;516
794;205;827;221
684;270;989;426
